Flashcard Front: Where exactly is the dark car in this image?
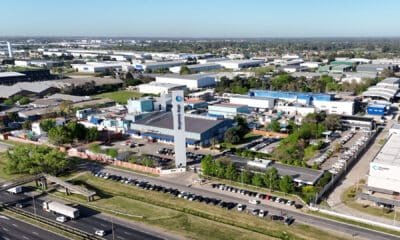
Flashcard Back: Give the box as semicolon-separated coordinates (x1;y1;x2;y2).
294;204;303;209
271;215;284;221
284;217;295;225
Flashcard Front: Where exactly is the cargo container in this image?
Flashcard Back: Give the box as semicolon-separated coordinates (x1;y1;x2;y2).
42;201;79;219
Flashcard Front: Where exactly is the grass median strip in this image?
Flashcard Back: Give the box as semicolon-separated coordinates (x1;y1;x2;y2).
52;173;348;240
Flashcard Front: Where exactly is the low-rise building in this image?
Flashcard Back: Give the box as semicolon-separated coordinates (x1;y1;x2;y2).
136;82;186;95
216;59;264;70
228;94;275;110
208;103;250;118
155;73;216;90
127;97;154;113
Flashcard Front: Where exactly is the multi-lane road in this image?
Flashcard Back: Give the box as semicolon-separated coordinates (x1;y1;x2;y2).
0;191;170;240
97;165;400;240
0;213;68;240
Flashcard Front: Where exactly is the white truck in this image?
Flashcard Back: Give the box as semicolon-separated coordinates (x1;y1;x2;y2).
42;201;80;219
6;186;22;194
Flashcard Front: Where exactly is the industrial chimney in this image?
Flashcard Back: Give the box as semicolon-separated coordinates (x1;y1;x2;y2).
7;42;13;58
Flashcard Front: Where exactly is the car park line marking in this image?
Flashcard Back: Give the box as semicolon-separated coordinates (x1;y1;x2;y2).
117;236;125;239
124;231;132;235
22;236;29;240
32;231;38;235
0;215;10;220
11;223;17;227
3;227;9;232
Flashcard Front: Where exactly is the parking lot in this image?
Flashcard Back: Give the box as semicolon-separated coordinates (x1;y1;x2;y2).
91;169;298;225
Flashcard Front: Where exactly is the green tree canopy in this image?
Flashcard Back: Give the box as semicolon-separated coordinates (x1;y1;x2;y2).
5;144;71;176
279;175;295;193
40;119;56;132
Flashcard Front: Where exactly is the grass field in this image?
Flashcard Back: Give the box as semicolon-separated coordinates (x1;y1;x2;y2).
94;90;144;104
53;172;349;240
341;186;400;222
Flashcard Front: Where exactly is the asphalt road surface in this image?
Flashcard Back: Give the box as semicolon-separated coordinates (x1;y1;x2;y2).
97;165;400;240
0;192;165;240
0;213;68;240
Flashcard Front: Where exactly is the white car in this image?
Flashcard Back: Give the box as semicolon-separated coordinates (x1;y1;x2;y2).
237;204;244;211
258;209;265;217
95;230;106;236
249;199;260;205
56;216;67;223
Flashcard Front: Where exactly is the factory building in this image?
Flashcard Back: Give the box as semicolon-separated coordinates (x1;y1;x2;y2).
216;59;264;70
134;60;184;72
136;82;186;95
169;63;222;74
208;103;250;118
362;77;400;102
155;74;216;90
248;90;333;105
127;98;154;113
71;62;123;73
228;94;275;110
313;100;354;115
128;112;233;147
0;72;29;85
367;133;400;194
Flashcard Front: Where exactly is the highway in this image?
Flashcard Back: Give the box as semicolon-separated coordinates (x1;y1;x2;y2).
0;192;167;240
0;213;68;240
98;165;400;240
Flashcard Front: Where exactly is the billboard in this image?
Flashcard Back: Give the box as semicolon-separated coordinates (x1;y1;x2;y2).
172;90;187;168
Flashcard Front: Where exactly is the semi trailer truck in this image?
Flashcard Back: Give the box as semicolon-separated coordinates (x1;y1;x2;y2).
42;201;79;219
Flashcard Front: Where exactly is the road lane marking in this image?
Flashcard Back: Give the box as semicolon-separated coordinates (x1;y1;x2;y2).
117;236;125;240
124;231;132;235
12;223;18;227
22;236;29;240
32;231;38;235
0;215;10;220
3;227;9;231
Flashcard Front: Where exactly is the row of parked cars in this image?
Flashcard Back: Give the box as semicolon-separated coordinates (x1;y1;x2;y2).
329;133;370;175
212;183;303;210
92;171;295;224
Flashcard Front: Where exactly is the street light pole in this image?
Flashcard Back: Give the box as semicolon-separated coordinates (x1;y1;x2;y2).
111;217;115;240
33;194;36;215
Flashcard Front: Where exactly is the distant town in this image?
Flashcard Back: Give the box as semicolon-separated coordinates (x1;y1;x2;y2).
0;37;400;240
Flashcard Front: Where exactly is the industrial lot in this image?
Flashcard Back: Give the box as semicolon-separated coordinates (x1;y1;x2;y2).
1;35;400;240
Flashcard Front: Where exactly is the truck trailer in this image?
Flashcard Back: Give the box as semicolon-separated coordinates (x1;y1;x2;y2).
42;201;79;219
6;186;22;194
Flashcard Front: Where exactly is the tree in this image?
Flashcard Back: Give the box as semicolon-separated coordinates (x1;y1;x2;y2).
302;186;318;204
263;167;279;190
66;121;86;141
86;127;99;142
40;119;56;132
180;65;191;75
279;176;294;193
48;125;73;145
4;99;14;105
238;169;252;184
22;120;32;130
224;162;237;180
252;173;264;187
201;155;214;176
106;148;118;159
18;97;31;105
214;160;225;178
268;120;281;132
7;112;18;121
224;127;241;144
324;114;341;131
58;100;73;117
5;144;71;176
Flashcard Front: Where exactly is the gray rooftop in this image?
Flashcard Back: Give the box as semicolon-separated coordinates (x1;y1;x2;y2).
0;72;26;78
133;112;227;134
373;134;400;167
157;73;215;80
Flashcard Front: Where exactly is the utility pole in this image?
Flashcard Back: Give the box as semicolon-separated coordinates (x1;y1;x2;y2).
33;194;36;215
111;217;115;240
394;208;397;226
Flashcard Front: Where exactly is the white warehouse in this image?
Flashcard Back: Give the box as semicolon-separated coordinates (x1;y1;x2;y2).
71;62;123;73
313;100;354;115
228;95;275;110
367;133;400;194
136;82;186;95
155;74;216;90
134;61;184;72
216;59;265;70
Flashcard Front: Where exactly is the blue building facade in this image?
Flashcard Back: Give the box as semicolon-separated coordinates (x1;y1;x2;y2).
248;90;333;105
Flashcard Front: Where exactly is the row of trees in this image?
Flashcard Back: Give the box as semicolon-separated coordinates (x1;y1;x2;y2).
201;155;333;203
5;144;73;176
42;120;98;145
215;76;268;95
201;156;295;194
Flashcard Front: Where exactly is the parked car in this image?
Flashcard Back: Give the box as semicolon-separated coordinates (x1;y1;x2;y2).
95;230;106;236
249;199;260;205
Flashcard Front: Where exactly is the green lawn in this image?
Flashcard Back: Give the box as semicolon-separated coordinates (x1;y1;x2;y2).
94;90;144;104
51;172;348;240
341;186;400;222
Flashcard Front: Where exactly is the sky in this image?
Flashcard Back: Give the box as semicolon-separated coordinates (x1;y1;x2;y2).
1;0;400;38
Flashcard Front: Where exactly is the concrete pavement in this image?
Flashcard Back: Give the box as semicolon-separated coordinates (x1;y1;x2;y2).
0;213;68;240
